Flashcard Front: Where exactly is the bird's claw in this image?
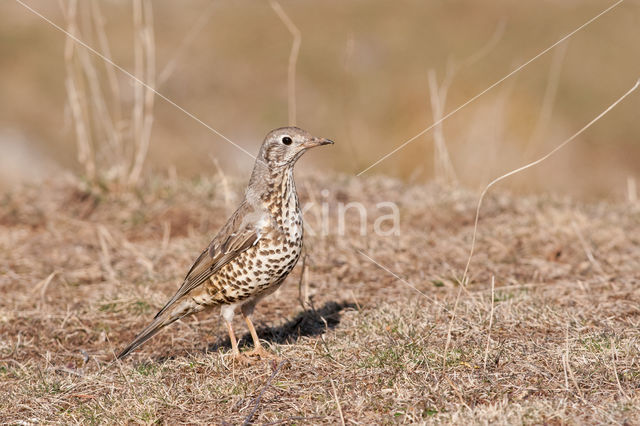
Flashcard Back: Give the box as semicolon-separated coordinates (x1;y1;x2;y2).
231;352;251;366
245;346;277;361
230;347;276;366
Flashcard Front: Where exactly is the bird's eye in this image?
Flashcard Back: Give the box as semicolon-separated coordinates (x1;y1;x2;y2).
282;136;292;145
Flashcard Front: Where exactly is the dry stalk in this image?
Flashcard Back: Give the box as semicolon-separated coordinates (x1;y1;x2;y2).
20;0;252;166
525;41;569;156
439;78;640;374
483;276;495;370
128;0;155;186
461;19;506;68
161;221;171;252
78;46;115;153
157;1;217;85
242;360;288;426
32;271;59;308
427;66;457;185
91;0;123;138
610;337;630;401
461;79;640;285
444;376;471;410
426;21;506;185
210;156;234;209
61;0;155;188
64;0;95;180
571;221;605;276
121;237;155;275
131;0;144;183
627;176;638;204
330;378;346;426
564;325;583;398
97;225;116;281
269;1;301;126
297;253;310;311
356;0;624;176
442;284;463;370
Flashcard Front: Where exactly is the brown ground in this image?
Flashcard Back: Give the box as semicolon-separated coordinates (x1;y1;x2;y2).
1;173;639;424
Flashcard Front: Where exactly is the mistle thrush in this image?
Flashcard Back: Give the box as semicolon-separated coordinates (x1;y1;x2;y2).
117;127;333;360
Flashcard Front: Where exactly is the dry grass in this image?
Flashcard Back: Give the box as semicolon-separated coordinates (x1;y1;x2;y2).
5;1;640;196
62;0;156;188
1;173;639;424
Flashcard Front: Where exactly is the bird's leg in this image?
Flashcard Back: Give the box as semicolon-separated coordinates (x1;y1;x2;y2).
225;320;249;364
242;313;274;359
226;320;240;355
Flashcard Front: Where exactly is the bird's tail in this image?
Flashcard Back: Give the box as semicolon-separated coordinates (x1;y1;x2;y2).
116;298;204;360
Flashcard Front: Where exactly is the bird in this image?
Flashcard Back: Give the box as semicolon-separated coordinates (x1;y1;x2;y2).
117;127;333;361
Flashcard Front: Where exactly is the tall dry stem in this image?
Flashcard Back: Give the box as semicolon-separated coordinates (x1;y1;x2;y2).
270;1;300;126
525;41;569;156
91;0;124;161
62;0;155;189
427;66;457;184
461;79;640;285
626;176;637;204
157;1;217;85
128;0;155;186
64;0;95;180
425;22;505;185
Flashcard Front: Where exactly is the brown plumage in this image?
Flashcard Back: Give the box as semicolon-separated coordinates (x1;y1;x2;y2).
117;127;333;360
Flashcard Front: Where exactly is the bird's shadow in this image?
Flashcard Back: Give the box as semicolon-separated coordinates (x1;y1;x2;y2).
206;300;357;353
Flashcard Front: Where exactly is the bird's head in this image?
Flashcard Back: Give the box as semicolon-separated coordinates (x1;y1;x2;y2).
257;126;333;169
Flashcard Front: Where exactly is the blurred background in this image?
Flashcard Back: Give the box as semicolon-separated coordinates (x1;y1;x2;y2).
1;0;639;198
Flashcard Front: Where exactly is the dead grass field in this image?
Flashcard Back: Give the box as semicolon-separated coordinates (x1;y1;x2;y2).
1;173;639;424
4;0;640;196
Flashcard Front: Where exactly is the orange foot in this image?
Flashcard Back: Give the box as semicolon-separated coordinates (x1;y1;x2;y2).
231;352;252;366
245;346;278;361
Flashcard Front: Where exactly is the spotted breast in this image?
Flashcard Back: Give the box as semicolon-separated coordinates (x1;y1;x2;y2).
202;167;303;305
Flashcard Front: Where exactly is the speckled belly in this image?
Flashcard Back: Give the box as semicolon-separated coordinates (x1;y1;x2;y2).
204;226;303;304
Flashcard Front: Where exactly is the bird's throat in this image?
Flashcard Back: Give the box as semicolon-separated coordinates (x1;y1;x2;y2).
262;167;298;216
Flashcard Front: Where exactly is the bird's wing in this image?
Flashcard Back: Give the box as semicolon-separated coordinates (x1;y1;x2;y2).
154;201;264;318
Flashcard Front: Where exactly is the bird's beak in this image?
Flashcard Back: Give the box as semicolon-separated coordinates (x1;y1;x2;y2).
302;137;334;149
